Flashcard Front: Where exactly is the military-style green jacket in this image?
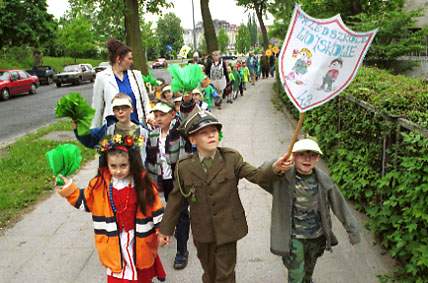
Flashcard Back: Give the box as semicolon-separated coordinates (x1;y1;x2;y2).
159;147;275;245
262;166;361;256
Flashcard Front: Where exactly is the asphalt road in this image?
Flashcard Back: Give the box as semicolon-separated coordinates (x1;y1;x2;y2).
0;68;171;145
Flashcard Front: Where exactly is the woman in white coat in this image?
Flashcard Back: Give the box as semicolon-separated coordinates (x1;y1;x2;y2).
91;38;152;128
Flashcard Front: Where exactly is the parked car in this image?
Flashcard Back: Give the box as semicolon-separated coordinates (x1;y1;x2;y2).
0;70;39;100
222;55;238;66
26;65;56;85
55;64;96;87
151;58;168;69
95;62;110;73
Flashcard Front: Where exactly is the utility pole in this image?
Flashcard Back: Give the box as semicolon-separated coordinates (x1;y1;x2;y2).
191;0;197;51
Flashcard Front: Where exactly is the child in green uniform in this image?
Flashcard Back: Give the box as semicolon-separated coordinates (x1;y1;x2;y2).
263;139;361;283
158;110;291;283
201;76;220;110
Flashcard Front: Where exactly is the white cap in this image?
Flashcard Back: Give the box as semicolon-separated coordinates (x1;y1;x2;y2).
151;102;174;113
192;88;202;95
292;139;323;155
193;52;199;58
111;97;132;108
161;85;171;93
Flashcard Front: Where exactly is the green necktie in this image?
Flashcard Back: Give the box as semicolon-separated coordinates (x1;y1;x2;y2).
201;157;213;172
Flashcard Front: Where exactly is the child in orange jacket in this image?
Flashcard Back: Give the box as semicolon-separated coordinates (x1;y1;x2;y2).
55;135;166;283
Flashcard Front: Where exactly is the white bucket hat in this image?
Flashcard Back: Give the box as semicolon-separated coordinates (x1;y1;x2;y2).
292;139;323;155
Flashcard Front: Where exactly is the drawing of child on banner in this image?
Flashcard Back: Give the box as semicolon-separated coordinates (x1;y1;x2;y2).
318;58;343;92
286;48;312;85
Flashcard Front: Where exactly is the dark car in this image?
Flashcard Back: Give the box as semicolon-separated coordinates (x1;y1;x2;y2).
151;58;168;69
26;66;56;85
221;55;238;65
0;70;39;100
55;64;96;87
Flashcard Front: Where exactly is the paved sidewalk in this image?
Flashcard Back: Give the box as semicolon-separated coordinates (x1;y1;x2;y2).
0;78;395;283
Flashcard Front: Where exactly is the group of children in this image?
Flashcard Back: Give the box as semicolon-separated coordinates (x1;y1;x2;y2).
54;63;361;283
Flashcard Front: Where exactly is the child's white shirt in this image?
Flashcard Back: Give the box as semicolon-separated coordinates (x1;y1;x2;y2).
159;132;172;180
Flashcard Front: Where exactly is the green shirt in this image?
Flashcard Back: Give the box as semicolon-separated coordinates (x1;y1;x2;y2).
203;85;215;109
292;172;323;239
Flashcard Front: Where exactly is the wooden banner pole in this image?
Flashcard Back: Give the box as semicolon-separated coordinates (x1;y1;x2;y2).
285;112;305;158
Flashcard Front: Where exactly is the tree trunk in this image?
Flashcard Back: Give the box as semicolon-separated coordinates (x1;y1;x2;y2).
200;0;218;54
255;4;269;50
123;0;148;74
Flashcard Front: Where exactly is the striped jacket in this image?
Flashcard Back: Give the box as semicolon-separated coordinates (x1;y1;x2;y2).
146;117;191;183
65;168;164;272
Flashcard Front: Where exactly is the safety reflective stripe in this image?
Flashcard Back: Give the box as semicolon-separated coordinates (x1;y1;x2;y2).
92;215;118;236
135;208;164;237
136;221;154;234
153;208;164;227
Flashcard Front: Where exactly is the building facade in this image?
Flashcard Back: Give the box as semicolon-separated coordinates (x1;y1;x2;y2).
184;19;239;55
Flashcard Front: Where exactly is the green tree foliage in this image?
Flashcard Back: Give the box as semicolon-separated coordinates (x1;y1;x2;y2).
236;24;251;54
141;21;160;60
236;0;270;49
68;0;172;73
56;16;96;61
269;0;428;70
247;14;258;48
349;9;428;70
0;0;56;48
217;28;230;53
267;0;293;39
156;13;184;58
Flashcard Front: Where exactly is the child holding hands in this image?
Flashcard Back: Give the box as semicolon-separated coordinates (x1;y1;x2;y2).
55;135;166;283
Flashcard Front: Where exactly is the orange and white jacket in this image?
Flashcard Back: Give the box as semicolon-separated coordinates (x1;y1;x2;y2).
65;168;164;272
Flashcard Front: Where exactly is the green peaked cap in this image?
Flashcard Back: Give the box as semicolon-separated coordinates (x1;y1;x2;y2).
168;64;205;93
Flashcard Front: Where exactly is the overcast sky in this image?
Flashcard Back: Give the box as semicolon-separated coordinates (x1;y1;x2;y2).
46;0;273;29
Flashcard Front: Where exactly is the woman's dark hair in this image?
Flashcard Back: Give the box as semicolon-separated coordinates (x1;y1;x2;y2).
106;38;132;65
99;147;155;214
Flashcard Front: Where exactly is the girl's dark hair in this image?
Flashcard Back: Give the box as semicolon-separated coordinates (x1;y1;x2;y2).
106;38;132;65
99;148;155;214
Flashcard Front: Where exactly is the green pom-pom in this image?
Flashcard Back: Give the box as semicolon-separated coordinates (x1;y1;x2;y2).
55;92;95;136
143;72;159;86
168;64;205;93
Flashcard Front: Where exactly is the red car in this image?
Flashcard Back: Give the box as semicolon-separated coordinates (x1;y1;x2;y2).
151;58;168;69
0;69;39;100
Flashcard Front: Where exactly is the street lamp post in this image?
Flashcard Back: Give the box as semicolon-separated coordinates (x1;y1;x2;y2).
191;0;197;51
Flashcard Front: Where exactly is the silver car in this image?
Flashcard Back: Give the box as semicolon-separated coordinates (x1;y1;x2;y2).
55;64;96;87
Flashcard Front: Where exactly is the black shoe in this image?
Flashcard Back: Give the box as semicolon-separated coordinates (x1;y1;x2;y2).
173;251;189;270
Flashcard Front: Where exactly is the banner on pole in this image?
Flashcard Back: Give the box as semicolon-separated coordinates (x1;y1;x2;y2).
278;5;377;112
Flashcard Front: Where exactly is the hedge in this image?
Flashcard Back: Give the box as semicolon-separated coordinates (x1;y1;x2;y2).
276;66;428;282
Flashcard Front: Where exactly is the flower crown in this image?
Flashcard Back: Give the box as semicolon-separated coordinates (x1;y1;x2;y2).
96;134;145;154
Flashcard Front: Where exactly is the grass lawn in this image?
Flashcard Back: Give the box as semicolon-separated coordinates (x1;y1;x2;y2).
0;120;95;229
0;56;104;72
